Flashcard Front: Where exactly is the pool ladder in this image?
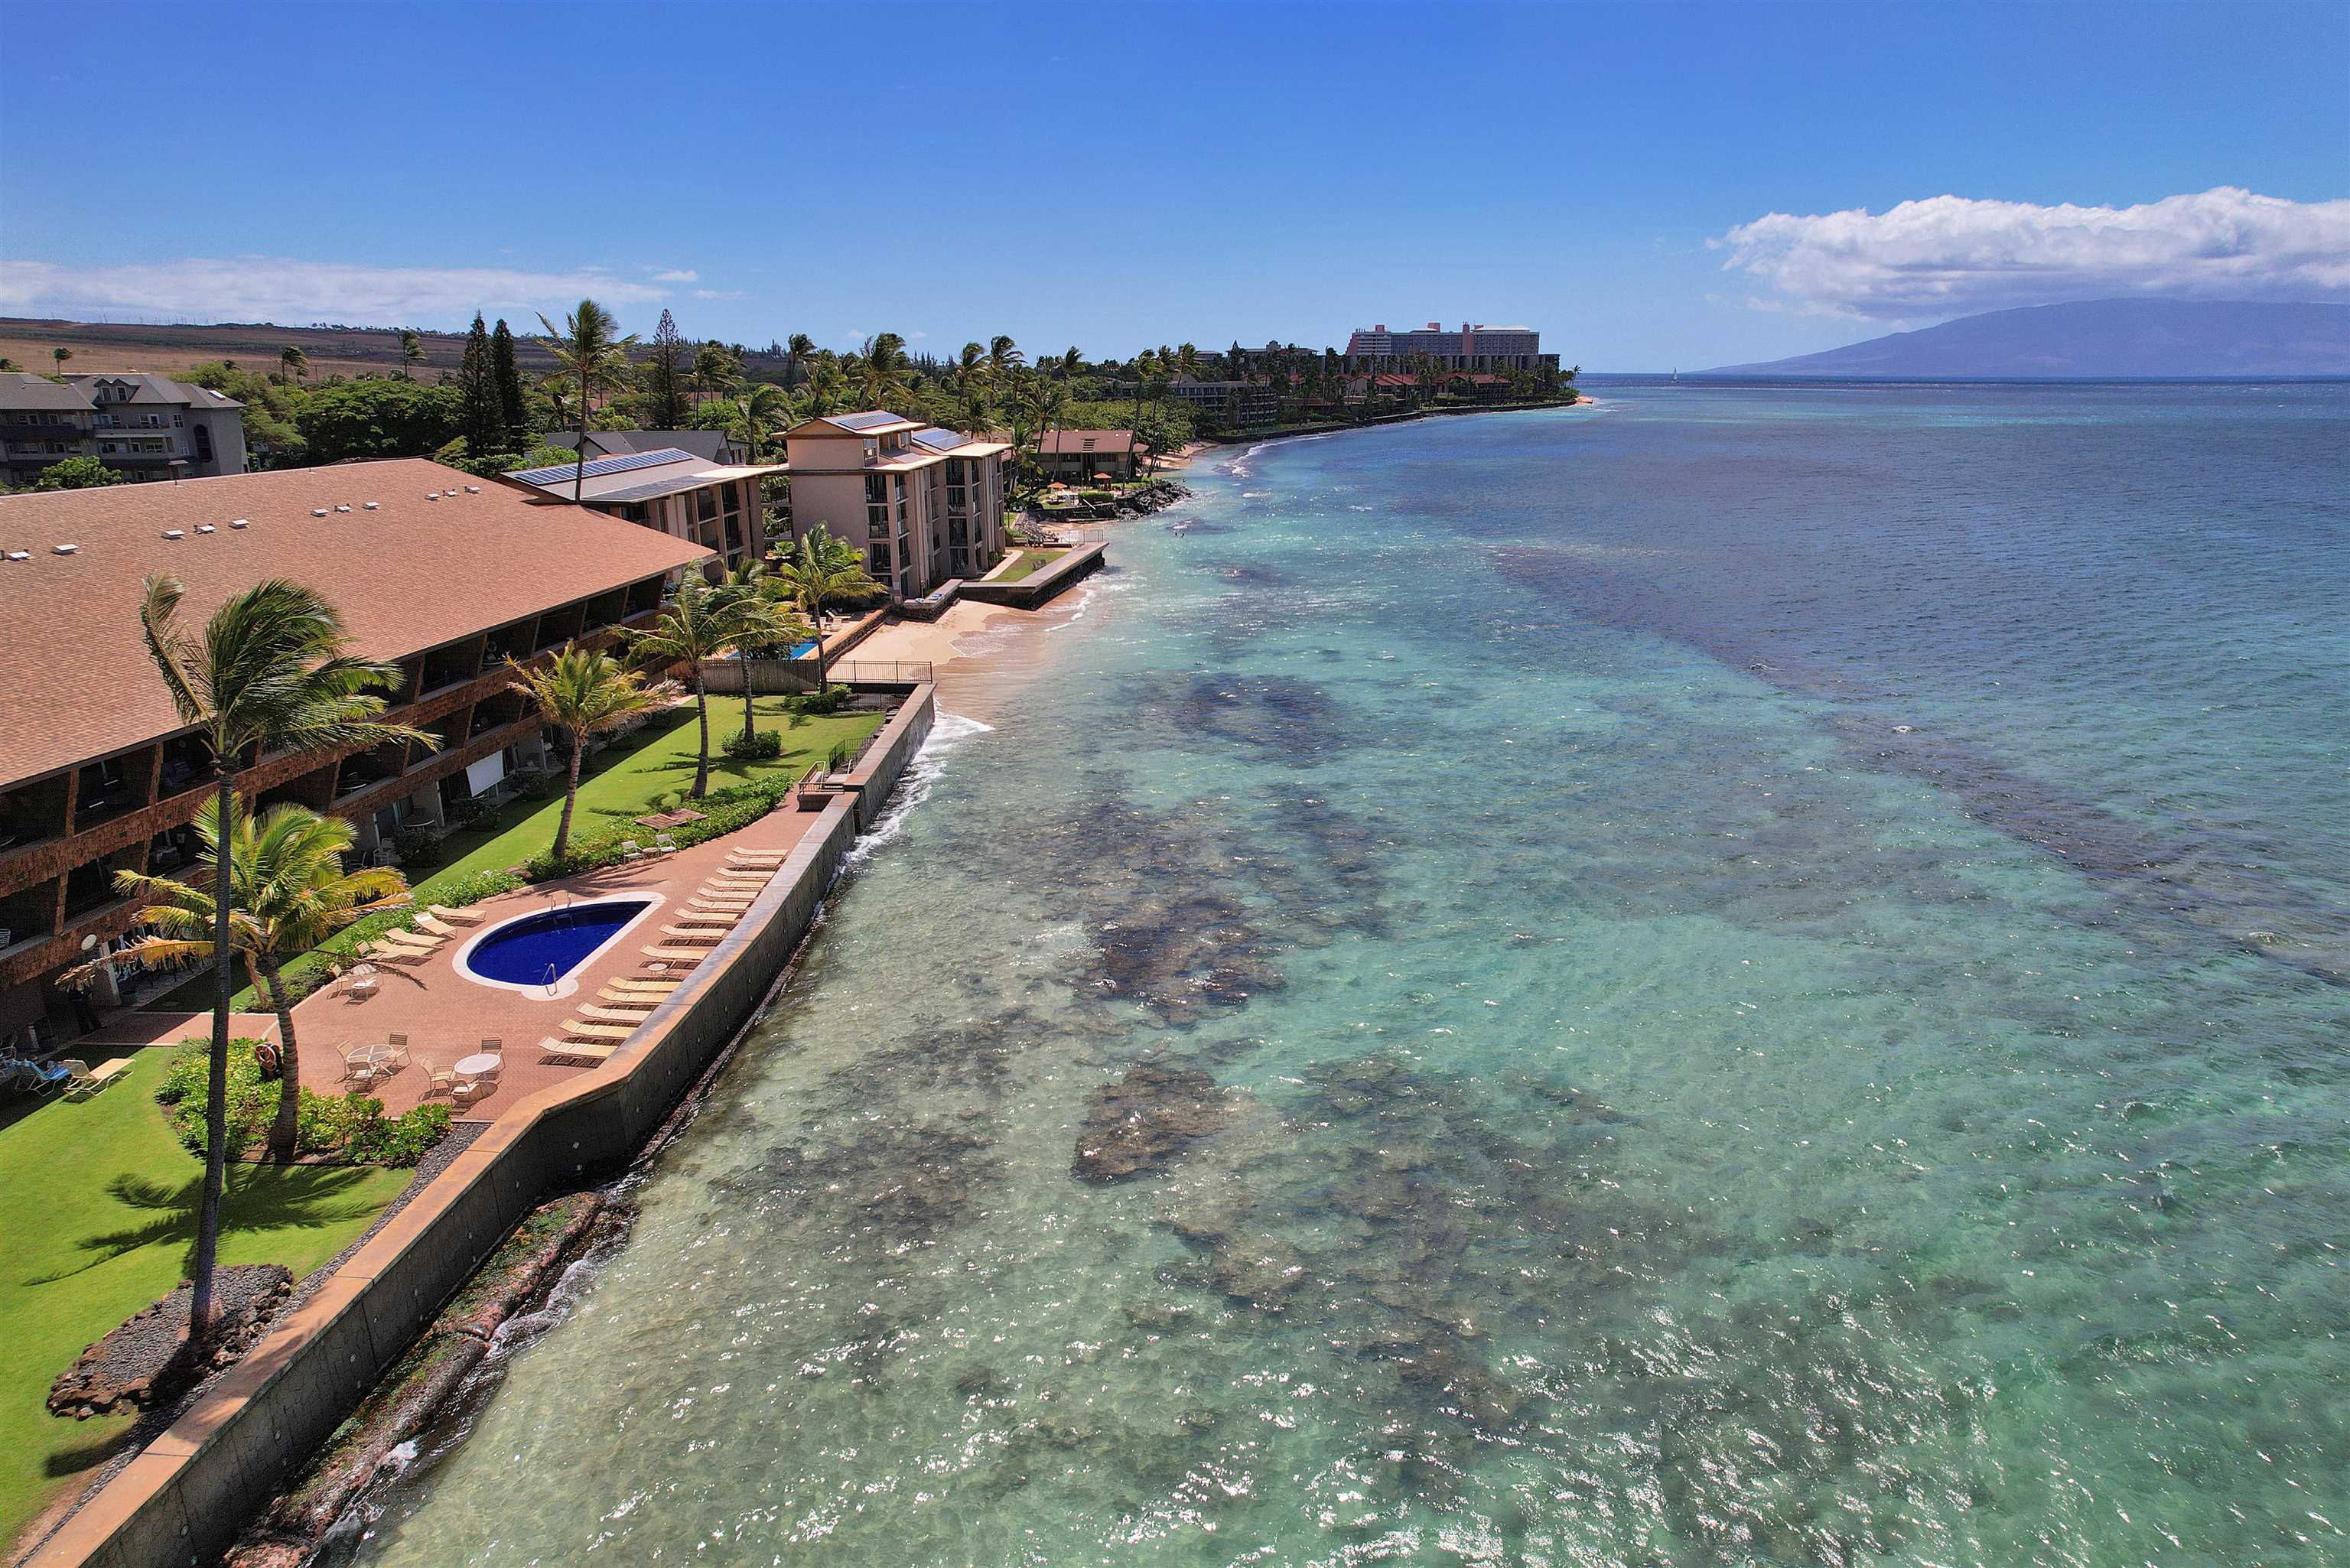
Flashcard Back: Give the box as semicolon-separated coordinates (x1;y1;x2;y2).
540;961;561;1001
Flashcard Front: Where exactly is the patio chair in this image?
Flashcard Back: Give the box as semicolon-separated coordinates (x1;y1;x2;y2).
539;1039;617;1064
653;834;680;854
420;1056;459;1099
343;964;382;999
428;904;484;926
382;1033;411;1072
620;840;646;861
337;1043;379;1086
56;1059;97;1099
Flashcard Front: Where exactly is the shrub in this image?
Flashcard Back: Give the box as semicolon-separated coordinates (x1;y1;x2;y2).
515;770;558;802
461;799;503;833
156;1040;276;1156
724;728;783;760
794;685;850;717
392;825;441;864
161;1043;454;1165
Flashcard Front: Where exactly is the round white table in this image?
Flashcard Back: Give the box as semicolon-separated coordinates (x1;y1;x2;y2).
453;1052;502;1077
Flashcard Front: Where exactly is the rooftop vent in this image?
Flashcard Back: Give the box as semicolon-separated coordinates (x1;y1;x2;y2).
196;523;216;534
312;508;329;517
464;485;482;493
442;488;458;497
53;544;79;555
229;519;248;529
162;529;185;540
425;493;439;501
334;504;352;513
5;551;28;562
363;502;379;510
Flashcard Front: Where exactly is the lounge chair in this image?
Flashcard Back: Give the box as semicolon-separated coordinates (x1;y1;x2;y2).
539;1039;617;1064
641;945;712;963
57;1059;102;1099
606;976;683;991
428;904;485;926
594;989;664;1009
414;912;462;939
559;1020;636;1041
379;929;443;951
362;942;432;966
689;897;755;912
576;1004;650;1026
670;909;737;926
727;855;785;870
656;926;725;943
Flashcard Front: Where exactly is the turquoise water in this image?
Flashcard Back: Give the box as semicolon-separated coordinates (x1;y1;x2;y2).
351;385;2350;1567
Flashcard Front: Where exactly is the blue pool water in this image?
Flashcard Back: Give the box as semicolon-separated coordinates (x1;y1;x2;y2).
458;899;653;988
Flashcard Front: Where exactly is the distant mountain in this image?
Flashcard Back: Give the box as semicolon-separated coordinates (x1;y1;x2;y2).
1707;299;2350;379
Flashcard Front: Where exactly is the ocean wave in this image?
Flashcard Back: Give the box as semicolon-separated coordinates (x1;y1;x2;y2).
843;710;993;866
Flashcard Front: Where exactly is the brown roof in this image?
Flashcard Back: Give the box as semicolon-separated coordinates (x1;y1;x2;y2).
0;458;711;789
1036;428;1137;455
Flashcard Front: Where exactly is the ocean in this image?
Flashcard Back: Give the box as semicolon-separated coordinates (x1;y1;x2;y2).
346;382;2350;1566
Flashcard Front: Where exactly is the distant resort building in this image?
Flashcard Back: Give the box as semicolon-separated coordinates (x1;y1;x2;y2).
1164;378;1281;429
781;411;1010;600
0;460;707;1046
1343;321;1559;373
0;371;248;488
499;444;783;574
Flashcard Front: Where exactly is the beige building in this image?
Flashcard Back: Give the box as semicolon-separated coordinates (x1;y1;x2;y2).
500;446;783;575
1;371;247;487
781;412;1010;600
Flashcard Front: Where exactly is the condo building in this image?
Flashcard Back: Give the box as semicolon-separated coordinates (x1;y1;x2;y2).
500;445;784;574
0;460;708;1046
1;371;249;488
1342;322;1559;373
780;412;1010;600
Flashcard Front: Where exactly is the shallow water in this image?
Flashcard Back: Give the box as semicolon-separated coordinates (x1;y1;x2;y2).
351;385;2350;1567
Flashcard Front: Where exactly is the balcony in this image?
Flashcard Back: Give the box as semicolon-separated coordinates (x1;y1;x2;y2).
4;422;90;443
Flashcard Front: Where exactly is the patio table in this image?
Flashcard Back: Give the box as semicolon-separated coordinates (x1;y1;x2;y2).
454;1052;502;1077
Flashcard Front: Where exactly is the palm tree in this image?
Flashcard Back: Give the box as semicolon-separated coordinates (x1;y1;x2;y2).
715;562;813;743
506;643;666;860
988;335;1024;379
785;332;815;389
694;340;741;409
539;299;640;501
95;797;408;1160
627;573;754;798
714;382;790;463
806;357;847;416
1128;349;1159;457
1030;379;1068;487
135;575;428;1335
278;345;308;389
770;529;878;692
955;341;988;389
857;333;910;409
1059;346;1082;382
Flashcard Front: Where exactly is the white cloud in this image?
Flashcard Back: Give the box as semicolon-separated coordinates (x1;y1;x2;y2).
692;288;746;301
651;268;700;283
0;256;680;328
1714;187;2350;320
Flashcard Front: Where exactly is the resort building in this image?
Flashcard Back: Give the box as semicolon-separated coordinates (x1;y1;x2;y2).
499;446;783;574
545;428;752;466
780;412;1011;600
1030;428;1141;483
1342;321;1559;373
1164;378;1281;429
0;459;708;1047
1;371;248;488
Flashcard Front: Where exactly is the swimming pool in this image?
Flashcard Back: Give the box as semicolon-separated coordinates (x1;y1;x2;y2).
454;896;661;998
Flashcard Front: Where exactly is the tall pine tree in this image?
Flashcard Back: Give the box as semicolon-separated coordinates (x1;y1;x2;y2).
457;313;502;455
490;318;528;447
646;309;686;429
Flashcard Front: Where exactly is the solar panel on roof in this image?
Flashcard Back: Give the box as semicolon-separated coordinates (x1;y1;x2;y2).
910;428;968;451
506;447;699;486
828;410;906;431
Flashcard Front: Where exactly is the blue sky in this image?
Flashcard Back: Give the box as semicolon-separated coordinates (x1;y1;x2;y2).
2;0;2344;369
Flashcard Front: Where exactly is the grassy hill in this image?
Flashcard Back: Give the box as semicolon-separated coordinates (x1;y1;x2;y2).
0;317;565;381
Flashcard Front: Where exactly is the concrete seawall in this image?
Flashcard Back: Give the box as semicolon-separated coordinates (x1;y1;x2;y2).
959;541;1105;610
33;688;940;1568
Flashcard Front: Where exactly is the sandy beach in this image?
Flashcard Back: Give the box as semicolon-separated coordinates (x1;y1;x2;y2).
851;553;1108;724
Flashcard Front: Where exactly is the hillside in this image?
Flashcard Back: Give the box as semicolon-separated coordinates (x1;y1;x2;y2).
0;317;565;381
1707;299;2350;379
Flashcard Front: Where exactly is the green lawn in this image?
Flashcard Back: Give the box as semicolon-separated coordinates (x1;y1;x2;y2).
0;1050;410;1549
150;698;886;1011
994;548;1069;584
